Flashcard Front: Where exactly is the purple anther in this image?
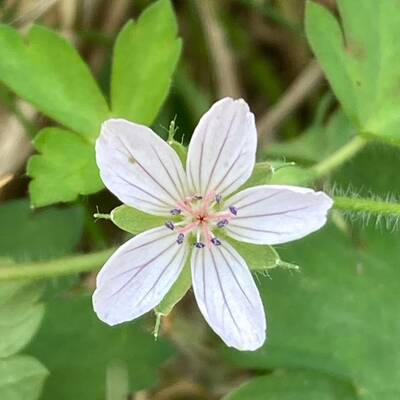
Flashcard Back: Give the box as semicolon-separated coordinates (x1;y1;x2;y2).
165;221;175;230
211;237;222;246
194;242;205;248
215;194;222;203
217;219;229;228
170;208;182;216
176;233;185;244
229;206;238;215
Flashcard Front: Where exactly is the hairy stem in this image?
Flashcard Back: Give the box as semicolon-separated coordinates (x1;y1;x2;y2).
310;136;368;179
334;196;400;218
0;248;115;281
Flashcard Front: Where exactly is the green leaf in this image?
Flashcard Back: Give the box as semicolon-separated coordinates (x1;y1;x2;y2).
0;24;109;139
111;205;167;235
223;369;356;400
306;0;400;140
156;260;191;316
0;199;84;262
27;295;175;400
222;224;400;399
27;128;103;207
0;356;48;400
0;282;44;358
224;236;280;271
0;200;84;357
0;200;84;399
111;0;181;124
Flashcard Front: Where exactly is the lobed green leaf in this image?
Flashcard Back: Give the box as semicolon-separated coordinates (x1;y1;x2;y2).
27;128;103;207
0;24;109;139
111;0;182;125
306;0;400;140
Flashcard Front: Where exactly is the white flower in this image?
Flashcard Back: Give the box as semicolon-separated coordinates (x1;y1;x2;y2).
93;98;333;351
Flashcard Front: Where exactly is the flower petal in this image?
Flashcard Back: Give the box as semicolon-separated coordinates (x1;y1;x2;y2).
96;119;188;215
186;98;257;198
93;226;189;326
191;241;266;351
225;185;333;244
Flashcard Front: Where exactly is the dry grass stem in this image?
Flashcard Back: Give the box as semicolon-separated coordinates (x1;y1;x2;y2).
196;0;240;98
257;59;323;148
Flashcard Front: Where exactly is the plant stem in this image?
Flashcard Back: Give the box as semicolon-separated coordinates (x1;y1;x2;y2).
310;136;368;179
334;196;400;217
0;248;115;282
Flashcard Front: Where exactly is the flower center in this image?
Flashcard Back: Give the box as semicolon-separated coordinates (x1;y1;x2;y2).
164;192;237;248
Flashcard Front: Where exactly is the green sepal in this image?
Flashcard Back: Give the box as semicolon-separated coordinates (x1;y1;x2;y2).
110;205;170;235
223;235;279;271
169;140;187;165
269;164;313;186
237;162;274;192
155;259;192;316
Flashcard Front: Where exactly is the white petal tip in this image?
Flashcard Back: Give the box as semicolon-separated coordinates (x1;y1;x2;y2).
92;289;127;327
228;333;267;352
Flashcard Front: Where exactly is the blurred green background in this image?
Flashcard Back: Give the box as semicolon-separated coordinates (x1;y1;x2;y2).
0;0;399;399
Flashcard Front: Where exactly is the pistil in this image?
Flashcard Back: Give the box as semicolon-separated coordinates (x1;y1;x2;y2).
169;192;238;248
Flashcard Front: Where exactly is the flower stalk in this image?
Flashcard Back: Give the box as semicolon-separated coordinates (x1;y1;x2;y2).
310;136;368;179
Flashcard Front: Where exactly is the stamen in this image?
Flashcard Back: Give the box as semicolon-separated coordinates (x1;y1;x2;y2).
207;212;232;221
170;208;182;216
201;191;216;213
176;233;185;244
215;194;222;203
179;221;199;235
229;206;238;215
202;223;213;248
165;221;175;230
211;237;222;246
176;201;196;216
217;219;229;228
193;194;203;200
194;242;205;248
